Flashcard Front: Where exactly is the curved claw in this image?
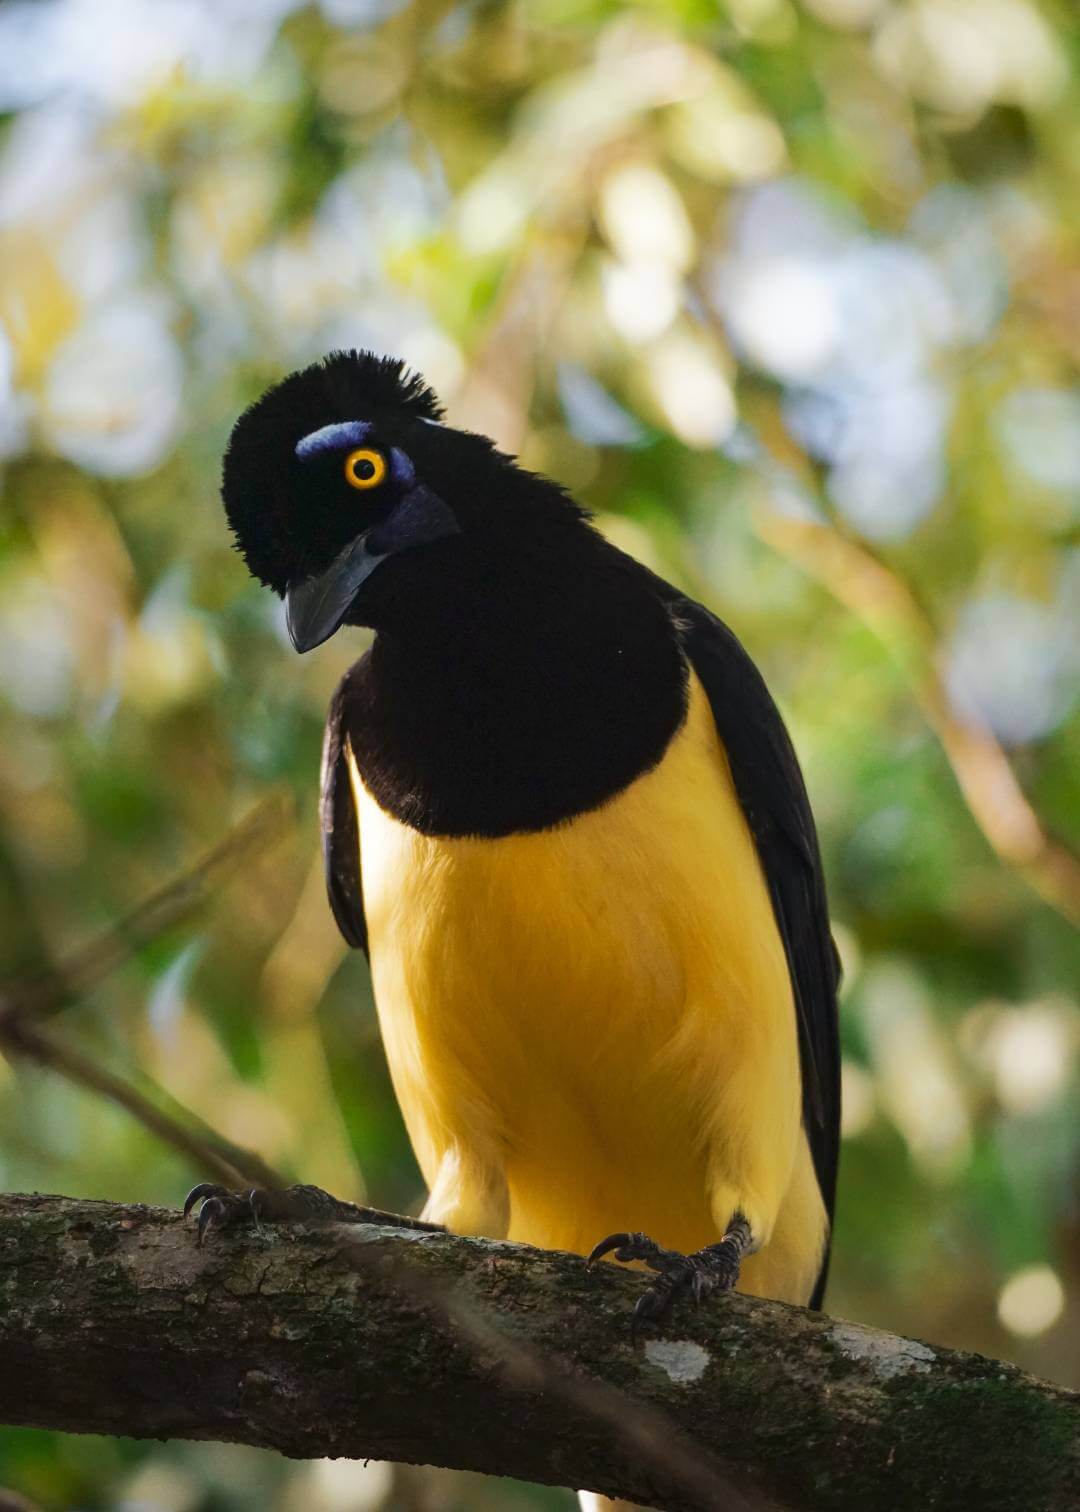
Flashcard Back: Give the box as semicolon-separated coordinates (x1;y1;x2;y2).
587;1232;634;1267
631;1287;665;1336
196;1196;227;1247
184;1182;227;1219
691;1265;715;1304
248;1187;272;1223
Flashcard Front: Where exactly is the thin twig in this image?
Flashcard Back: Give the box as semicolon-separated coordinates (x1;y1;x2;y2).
0;793;296;1188
754;512;1080;924
0;791;294;1028
2;1018;286;1190
685;281;1079;924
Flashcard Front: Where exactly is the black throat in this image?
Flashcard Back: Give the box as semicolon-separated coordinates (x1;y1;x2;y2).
342;529;689;838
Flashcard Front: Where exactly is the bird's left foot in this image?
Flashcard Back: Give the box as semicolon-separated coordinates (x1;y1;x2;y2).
587;1214;752;1332
183;1182;443;1247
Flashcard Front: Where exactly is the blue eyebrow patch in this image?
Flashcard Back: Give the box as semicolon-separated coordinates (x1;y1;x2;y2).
389;446;415;488
295;420;372;460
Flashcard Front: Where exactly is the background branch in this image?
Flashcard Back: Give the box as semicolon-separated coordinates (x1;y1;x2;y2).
1;1194;1075;1512
0;792;294;1029
0;1024;284;1190
0;795;295;1190
754;513;1080;925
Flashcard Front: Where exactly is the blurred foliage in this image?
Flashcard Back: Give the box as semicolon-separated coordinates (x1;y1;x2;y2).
0;0;1078;1507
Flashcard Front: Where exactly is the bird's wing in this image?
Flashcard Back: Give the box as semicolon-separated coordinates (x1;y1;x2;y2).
650;578;841;1299
321;659;368;954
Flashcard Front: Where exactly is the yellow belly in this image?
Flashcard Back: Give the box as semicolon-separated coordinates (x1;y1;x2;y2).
352;669;827;1303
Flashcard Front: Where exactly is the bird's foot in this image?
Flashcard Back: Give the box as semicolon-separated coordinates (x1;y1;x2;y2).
183;1181;444;1247
587;1214;752;1333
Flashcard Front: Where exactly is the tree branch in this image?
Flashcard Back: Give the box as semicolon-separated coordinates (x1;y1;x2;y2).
1;1195;1075;1512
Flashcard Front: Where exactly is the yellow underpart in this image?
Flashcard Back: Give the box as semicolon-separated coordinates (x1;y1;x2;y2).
351;669;828;1305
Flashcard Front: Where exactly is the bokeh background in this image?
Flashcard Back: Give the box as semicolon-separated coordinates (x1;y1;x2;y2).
0;0;1077;1506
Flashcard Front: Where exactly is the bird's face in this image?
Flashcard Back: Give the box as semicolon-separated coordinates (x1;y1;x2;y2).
222;351;483;651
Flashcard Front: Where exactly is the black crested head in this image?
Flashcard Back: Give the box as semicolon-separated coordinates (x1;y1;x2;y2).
222;349;444;595
220;350;688;836
220;347;591;651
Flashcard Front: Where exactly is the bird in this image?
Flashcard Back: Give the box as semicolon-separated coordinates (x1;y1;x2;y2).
203;348;840;1347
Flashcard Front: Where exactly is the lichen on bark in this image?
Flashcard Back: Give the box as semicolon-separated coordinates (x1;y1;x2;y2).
0;1193;1076;1512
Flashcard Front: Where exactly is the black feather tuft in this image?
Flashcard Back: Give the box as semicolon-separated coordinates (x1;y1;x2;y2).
221;349;444;594
315;349;444;423
220;347;590;607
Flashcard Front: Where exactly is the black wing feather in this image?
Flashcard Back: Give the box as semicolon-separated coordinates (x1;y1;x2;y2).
321;661;368;955
653;583;841;1307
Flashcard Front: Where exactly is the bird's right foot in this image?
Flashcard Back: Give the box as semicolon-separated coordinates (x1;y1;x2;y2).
183;1181;444;1247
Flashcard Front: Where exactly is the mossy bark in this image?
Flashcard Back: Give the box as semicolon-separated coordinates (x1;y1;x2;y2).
0;1194;1075;1511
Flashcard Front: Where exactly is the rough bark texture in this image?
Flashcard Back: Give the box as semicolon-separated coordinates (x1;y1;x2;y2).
0;1194;1075;1511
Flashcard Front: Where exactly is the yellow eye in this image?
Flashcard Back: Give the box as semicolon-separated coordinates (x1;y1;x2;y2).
343;447;387;491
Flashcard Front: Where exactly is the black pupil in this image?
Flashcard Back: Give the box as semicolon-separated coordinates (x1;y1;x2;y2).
354;456;376;481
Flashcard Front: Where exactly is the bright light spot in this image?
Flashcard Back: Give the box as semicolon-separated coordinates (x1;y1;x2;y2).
998;388;1080;492
602;260;681;344
831;921;862;983
727;179;850;262
714;179;972;539
597;162;695;273
594;513;664;571
123;570;220;711
728;0;787;25
721;258;840;381
841;1061;876;1139
0;324;26;457
173;158;280;292
828;450;944;542
802;0;885;28
874;0;1066;116
42;298;182;476
323;155;443;260
0;0;292;110
646;334;735;448
970;998;1078;1116
997;1265;1065;1338
319;35;410;116
320;0;408;24
558;363;644;447
456;170;529;255
860;961;970;1175
910;185;1009;346
833;240;954;379
148;941;203;1041
666;93;786;183
0;574;73;716
308;1453;393;1510
0;106;97;225
944;593;1078;745
397;327;465;401
118;1460;200;1512
712;114;786;181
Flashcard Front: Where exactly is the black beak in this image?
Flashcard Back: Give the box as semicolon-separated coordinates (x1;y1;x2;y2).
284;485;459;653
286;533;384;653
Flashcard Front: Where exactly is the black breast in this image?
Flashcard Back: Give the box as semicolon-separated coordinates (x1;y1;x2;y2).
343;538;689;839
